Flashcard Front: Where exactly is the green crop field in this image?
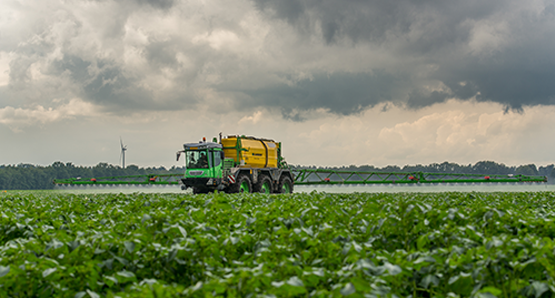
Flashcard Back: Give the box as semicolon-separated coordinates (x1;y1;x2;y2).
1;191;555;297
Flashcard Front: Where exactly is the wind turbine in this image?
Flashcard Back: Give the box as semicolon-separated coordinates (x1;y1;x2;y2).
120;137;127;169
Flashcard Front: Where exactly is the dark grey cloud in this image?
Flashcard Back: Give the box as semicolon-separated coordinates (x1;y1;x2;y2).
50;55;91;83
3;0;555;122
133;0;175;10
89;0;176;10
46;54;196;112
407;91;451;109
435;51;555;111
253;0;305;26
252;0;502;46
145;41;177;67
252;0;555;111
233;71;408;119
49;55;148;110
1;0;231;114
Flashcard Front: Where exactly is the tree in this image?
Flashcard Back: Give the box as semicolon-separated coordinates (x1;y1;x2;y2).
515;164;539;176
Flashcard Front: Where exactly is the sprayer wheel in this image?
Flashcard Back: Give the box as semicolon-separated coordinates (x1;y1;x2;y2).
254;175;272;194
278;175;293;194
229;174;252;193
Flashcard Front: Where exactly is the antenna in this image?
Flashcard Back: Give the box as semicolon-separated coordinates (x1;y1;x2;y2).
120;137;127;169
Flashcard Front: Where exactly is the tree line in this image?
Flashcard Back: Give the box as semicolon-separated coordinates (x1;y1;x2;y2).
0;160;553;190
0;162;185;190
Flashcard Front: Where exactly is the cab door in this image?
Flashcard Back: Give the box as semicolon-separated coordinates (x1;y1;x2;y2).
211;149;223;178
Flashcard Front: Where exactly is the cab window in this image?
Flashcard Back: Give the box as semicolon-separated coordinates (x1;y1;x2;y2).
186;151;209;169
212;150;222;167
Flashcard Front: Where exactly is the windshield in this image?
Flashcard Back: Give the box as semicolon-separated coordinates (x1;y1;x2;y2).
186;150;209;169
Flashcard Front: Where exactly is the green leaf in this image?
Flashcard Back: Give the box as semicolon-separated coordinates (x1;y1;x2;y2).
124;241;135;253
42;267;57;278
476;293;497;298
114;256;129;266
532;282;549;298
417;234;429;250
47;239;64;251
271;281;285;287
420;275;439;288
68;240;80;252
522;282;551;298
246;217;256;226
340;283;356;296
0;266;9;278
103;275;118;287
176;225;187;238
100;258;114;270
414;256;436;264
93;248;105;254
342;243;352;255
140;278;158;286
383;263;402;276
448;275;459;285
286;276;304;287
86;290;100;298
448;272;472;295
117;271;135;278
117;270;136;279
350;276;372;292
191;281;203;291
141;214;151;223
479;286;502;296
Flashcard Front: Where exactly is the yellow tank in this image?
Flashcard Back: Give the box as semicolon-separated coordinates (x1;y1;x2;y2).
221;136;279;168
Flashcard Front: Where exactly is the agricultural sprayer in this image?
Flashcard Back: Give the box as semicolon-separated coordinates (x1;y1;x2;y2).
53;134;548;193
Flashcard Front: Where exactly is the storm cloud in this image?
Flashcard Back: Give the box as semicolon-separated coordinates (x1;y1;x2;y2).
252;0;504;46
253;0;555;111
3;0;555;169
1;0;555;120
237;71;408;119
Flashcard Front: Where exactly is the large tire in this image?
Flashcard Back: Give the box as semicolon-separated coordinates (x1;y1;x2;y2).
254;175;272;194
278;175;293;194
229;174;252;193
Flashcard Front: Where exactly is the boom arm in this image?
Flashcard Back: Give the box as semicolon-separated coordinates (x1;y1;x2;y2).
53;173;183;185
292;169;547;185
53;169;547;186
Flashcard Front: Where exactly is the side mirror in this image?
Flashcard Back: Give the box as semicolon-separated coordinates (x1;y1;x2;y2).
176;151;181;161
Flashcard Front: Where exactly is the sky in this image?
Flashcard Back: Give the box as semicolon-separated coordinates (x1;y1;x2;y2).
1;0;555;169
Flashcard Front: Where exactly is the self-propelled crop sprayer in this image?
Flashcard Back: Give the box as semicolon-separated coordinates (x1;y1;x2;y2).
53;134;548;192
175;135;294;194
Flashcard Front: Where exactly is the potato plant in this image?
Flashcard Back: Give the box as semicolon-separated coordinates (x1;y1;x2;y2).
1;191;555;297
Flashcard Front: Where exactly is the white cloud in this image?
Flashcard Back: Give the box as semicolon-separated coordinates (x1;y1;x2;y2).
192;30;241;50
0;98;99;131
376;102;555;166
224;100;555;167
238;111;263;124
0;52;11;86
1;100;554;168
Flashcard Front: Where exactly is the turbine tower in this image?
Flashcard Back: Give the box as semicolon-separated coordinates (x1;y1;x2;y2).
120;137;127;169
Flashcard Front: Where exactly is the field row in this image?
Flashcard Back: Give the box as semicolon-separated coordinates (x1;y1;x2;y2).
1;191;555;297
